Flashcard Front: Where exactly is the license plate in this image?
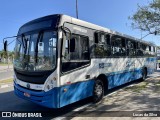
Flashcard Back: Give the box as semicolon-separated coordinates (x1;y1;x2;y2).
24;92;30;97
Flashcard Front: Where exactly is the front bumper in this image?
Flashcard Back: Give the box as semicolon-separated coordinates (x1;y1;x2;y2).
14;82;59;108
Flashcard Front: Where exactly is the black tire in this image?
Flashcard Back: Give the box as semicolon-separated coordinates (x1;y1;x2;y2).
141;68;147;81
92;79;104;103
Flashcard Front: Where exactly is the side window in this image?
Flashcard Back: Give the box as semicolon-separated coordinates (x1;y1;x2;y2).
104;34;112;57
151;46;155;56
142;44;147;56
94;33;104;58
94;33;111;57
15;38;24;61
137;43;143;56
148;46;152;56
153;47;156;56
149;46;151;51
111;36;126;56
62;34;90;73
145;45;150;56
69;35;80;60
80;36;90;60
127;40;136;56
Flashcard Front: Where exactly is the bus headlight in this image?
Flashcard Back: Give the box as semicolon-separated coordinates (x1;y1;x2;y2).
44;79;56;92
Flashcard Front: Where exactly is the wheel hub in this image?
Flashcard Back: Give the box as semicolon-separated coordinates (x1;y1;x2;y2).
95;84;102;96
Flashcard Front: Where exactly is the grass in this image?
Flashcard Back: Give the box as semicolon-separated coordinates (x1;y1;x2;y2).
0;78;13;84
154;78;160;92
0;63;13;66
124;82;149;93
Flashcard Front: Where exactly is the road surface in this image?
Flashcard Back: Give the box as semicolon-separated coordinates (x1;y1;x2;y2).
0;65;13;80
0;70;13;80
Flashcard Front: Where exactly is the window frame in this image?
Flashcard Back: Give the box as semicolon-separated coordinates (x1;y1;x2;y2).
94;32;112;58
126;39;137;57
111;35;127;57
61;33;91;74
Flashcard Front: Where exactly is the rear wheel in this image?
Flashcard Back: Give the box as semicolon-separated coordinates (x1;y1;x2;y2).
93;79;104;103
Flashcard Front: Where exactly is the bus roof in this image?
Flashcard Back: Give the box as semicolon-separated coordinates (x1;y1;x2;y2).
19;14;156;46
60;14;156;46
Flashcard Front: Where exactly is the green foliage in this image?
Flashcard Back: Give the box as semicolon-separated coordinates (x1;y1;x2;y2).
129;0;160;35
0;50;14;63
0;50;7;58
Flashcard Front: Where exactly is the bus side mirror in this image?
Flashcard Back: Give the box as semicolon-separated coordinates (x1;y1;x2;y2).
4;40;7;51
70;38;75;52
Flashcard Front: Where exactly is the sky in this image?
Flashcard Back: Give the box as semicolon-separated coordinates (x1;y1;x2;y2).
0;0;159;51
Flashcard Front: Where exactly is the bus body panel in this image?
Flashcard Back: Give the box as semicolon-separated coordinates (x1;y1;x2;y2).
59;57;156;107
60;57;156;86
59;80;94;107
14;79;94;108
14;82;59;108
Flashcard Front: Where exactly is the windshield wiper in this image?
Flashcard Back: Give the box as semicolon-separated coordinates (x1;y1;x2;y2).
20;34;29;70
35;31;43;63
21;34;25;49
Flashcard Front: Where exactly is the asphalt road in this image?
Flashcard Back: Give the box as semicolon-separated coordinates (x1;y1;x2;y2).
0;86;92;119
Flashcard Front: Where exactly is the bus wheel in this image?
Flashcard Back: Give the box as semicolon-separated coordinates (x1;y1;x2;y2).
142;68;147;81
93;79;104;103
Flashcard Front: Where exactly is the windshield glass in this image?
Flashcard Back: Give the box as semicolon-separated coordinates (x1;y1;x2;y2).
14;31;57;71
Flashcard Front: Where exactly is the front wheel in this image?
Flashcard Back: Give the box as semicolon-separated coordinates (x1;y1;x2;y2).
92;79;104;103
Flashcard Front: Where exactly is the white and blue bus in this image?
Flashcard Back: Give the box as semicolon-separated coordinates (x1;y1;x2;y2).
10;14;156;108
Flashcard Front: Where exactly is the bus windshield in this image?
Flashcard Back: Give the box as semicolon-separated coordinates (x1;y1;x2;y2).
14;31;57;71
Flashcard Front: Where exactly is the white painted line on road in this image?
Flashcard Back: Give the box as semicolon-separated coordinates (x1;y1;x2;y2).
0;84;13;89
53;117;66;120
0;84;9;88
9;84;13;87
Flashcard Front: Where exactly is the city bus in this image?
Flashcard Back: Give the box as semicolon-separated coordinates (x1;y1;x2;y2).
6;14;156;108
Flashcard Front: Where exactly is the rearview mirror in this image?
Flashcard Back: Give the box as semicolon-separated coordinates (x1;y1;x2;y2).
4;40;7;51
70;38;75;52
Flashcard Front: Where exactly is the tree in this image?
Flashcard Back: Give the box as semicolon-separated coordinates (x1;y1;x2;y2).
129;0;160;35
8;51;14;63
0;50;7;63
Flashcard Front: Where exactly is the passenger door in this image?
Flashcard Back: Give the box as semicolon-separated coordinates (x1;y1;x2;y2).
60;33;92;107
